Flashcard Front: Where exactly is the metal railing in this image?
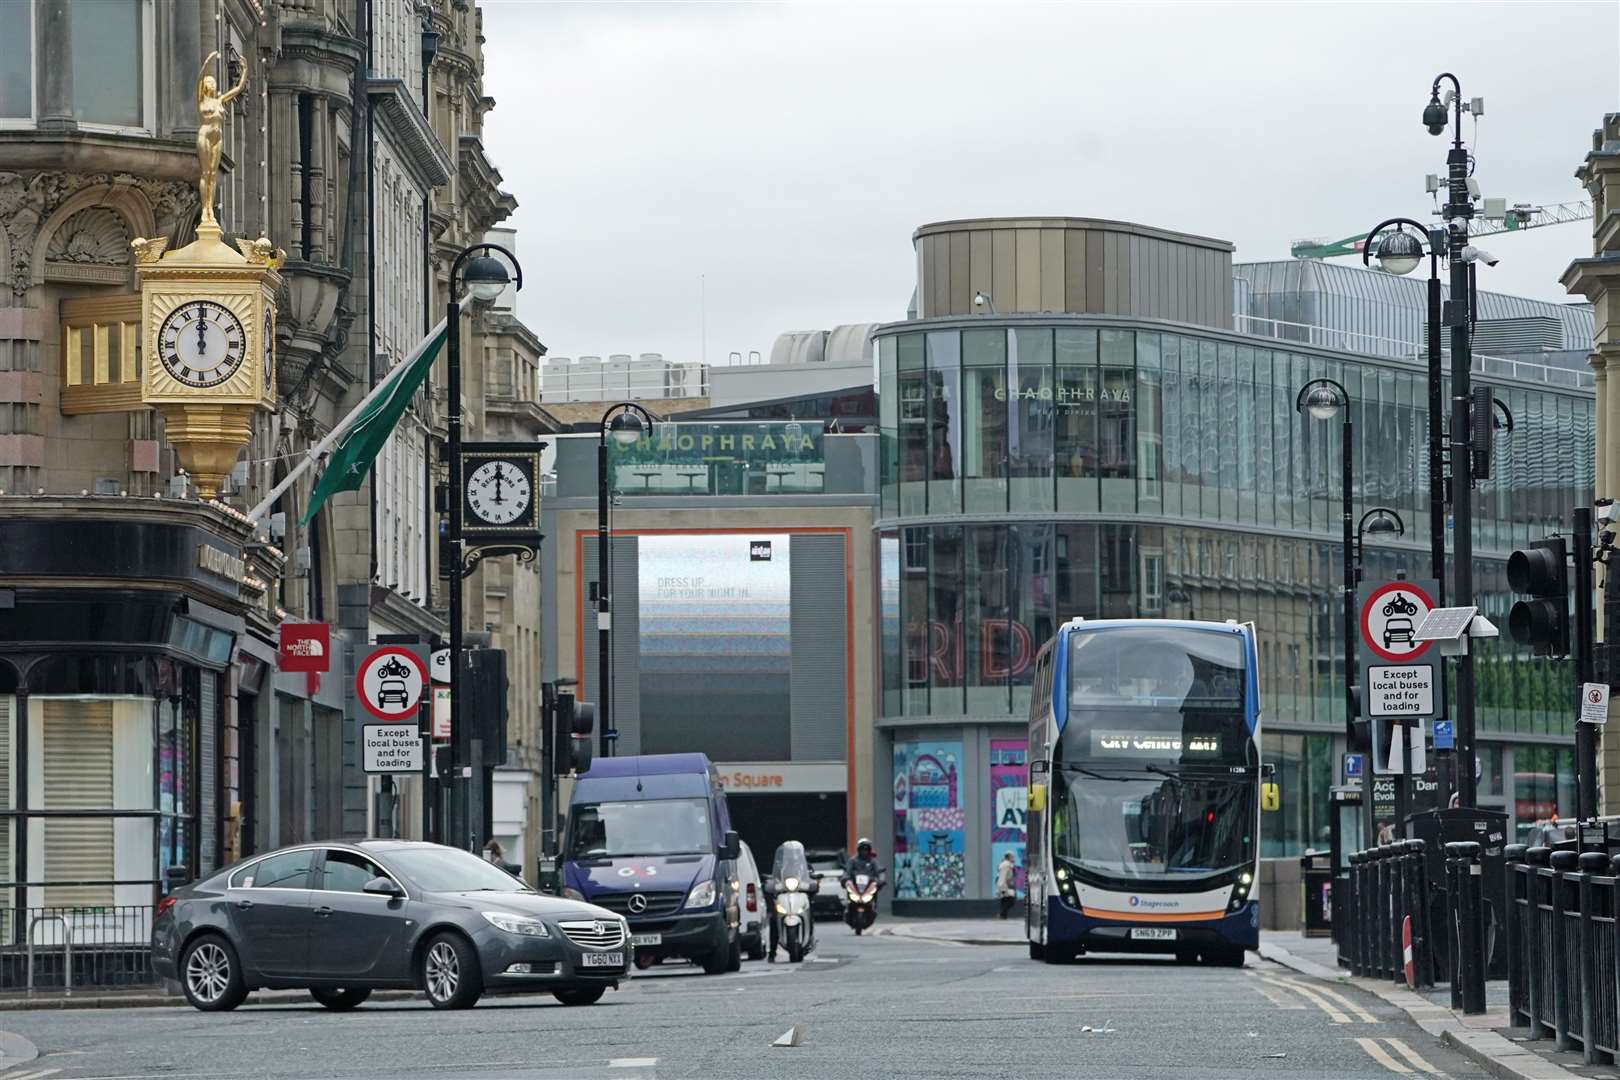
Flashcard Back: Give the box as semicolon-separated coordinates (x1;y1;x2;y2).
1342;841;1438;990
0;903;155;992
1232;313;1595;390
1507;845;1620;1064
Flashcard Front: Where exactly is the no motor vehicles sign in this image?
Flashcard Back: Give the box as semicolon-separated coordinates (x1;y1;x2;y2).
356;645;427;721
1360;581;1438;663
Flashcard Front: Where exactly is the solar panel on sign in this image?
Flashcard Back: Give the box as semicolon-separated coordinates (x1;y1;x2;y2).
1414;606;1478;642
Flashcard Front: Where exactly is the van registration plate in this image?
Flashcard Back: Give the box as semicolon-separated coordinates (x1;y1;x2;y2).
631;933;661;947
1130;927;1177;941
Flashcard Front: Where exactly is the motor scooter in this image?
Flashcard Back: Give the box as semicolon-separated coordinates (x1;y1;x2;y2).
843;872;880;935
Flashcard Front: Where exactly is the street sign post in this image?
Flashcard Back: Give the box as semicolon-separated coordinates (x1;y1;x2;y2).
356;645;428;722
363;723;425;773
1581;682;1610;725
1358;579;1440;841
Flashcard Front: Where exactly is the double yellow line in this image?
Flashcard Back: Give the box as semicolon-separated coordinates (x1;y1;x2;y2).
1245;969;1377;1023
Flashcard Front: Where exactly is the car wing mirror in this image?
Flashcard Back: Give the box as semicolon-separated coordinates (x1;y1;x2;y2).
720;830;740;861
165;864;190;888
362;876;403;897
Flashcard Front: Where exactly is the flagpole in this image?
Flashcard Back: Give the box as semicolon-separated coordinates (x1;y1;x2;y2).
246;316;450;525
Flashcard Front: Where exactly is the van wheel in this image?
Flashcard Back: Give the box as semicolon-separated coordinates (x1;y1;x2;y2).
701;943;732;975
745;936;765;962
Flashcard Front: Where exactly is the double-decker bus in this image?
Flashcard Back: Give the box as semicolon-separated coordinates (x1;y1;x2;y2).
1025;619;1262;966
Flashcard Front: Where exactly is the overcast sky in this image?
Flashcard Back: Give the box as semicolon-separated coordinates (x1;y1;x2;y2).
481;1;1619;366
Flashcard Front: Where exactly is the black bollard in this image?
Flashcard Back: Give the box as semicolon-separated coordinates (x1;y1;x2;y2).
1447;841;1487;1015
1392;841;1411;988
1550;848;1579;1048
1526;846;1553;1039
1577;851;1609;1065
1504;844;1528;1028
1409;839;1432;988
1445;843;1463;1010
1348;850;1365;977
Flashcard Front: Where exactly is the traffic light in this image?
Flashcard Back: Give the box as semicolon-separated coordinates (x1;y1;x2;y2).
553;692;596;776
1347;686;1369;752
457;648;509;765
1507;537;1569;657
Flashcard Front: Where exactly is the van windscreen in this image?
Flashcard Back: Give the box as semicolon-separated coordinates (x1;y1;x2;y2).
567;798;711;859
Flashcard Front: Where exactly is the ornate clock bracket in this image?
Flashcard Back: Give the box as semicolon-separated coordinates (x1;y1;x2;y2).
460;541;542;580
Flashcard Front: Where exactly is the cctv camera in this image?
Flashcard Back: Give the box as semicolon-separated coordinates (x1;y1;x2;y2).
973;292;987;307
1461;245;1499;267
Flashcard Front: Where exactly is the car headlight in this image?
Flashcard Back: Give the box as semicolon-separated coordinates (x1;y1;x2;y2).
481;911;551;937
562;887;585;902
686;880;717;909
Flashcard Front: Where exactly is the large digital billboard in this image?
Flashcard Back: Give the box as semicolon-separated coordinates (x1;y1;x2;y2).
637;533;793;760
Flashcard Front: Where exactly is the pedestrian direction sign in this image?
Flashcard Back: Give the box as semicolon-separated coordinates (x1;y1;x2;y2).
356;645;427;721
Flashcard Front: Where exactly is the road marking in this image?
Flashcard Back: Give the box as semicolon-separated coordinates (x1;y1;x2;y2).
1252;973;1350;1022
1;1070;61;1080
1275;976;1379;1023
609;1058;658;1069
1247;978;1307;1010
1385;1037;1446;1077
1357;1037;1414;1074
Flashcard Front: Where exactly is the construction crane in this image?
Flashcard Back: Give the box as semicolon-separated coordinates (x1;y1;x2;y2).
1290;200;1592;260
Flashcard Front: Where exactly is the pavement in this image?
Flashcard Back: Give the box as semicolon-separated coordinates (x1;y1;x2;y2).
0;919;1500;1079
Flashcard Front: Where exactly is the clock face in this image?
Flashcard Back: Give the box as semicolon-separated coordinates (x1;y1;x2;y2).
262;311;274;390
158;300;247;389
466;459;533;526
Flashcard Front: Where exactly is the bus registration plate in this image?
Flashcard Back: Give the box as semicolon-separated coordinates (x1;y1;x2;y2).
1130;928;1177;941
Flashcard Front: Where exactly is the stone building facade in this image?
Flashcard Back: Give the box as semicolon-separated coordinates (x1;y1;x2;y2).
0;0;546;941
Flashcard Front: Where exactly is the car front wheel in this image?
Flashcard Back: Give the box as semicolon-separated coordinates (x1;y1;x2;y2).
181;934;248;1012
310;987;372;1011
420;933;483;1009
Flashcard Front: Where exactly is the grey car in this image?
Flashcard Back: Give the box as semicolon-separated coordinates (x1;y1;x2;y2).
152;840;631;1012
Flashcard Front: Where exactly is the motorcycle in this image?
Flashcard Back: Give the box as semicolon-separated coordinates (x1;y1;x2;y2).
843;872;880;935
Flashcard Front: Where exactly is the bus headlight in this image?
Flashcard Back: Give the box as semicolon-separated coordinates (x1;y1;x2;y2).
1239;872;1252;886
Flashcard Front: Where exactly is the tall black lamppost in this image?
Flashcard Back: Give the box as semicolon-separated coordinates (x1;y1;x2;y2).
1297;379;1362;835
1424;71;1486;807
598;401;654;758
445;242;521;849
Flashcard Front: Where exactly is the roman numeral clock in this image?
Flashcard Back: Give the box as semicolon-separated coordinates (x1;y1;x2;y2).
456;442;546;577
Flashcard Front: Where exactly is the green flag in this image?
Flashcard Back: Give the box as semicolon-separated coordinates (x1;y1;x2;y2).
300;320;449;525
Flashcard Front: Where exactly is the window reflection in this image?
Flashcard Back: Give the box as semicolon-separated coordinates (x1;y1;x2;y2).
1055;329;1098;511
1009;329;1054;511
963;329;1008;512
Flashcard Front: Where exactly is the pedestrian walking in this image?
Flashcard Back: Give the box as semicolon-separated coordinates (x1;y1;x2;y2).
484;839;514;875
995;852;1017;919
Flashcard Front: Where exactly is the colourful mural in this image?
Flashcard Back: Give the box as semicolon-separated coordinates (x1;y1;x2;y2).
989;739;1028;895
893;740;965;899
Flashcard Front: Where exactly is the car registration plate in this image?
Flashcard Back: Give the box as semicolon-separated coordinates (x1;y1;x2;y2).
581;952;624;968
630;933;661;947
1130;927;1177;941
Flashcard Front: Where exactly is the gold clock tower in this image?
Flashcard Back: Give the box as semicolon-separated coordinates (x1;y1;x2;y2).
133;51;282;498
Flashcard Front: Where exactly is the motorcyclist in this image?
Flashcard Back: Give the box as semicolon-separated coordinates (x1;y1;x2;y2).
766;841;812;963
842;838;886;890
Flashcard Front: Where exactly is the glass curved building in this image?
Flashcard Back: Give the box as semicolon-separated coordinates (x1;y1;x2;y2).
874;217;1593;915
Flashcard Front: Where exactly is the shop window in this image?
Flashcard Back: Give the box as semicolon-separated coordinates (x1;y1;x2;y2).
1055;329;1098;512
0;1;31;121
1008;328;1054;511
963;329;1008;512
70;0;152;130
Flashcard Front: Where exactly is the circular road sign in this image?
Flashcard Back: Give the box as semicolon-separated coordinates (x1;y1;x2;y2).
1360;582;1436;663
356;645;427;721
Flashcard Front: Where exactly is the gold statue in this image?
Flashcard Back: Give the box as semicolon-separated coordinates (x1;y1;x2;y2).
196;51;247;229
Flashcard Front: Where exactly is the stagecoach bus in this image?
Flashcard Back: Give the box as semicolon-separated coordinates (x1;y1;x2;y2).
1025;619;1263;966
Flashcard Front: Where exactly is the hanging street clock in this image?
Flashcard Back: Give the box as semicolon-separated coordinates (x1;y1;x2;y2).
458;442;545;577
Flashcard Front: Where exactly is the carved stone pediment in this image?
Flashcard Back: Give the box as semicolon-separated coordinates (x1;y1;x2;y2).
45;207;133;284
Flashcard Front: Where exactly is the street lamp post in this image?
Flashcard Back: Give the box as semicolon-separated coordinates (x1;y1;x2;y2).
597;402;654;759
445;243;521;850
1426;71;1483;807
1297;378;1365;842
1364;218;1453;804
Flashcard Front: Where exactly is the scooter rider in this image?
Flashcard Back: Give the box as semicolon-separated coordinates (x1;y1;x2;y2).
843;838;886;890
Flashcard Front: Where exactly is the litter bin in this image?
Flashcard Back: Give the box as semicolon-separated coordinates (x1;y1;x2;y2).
1301;849;1333;937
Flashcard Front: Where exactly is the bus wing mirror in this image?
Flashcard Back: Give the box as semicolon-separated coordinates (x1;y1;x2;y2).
1028;783;1047;813
1261;782;1281;813
1260;762;1276;778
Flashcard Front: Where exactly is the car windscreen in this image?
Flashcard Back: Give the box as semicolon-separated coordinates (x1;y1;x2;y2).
382;846;529;893
566;798;712;859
